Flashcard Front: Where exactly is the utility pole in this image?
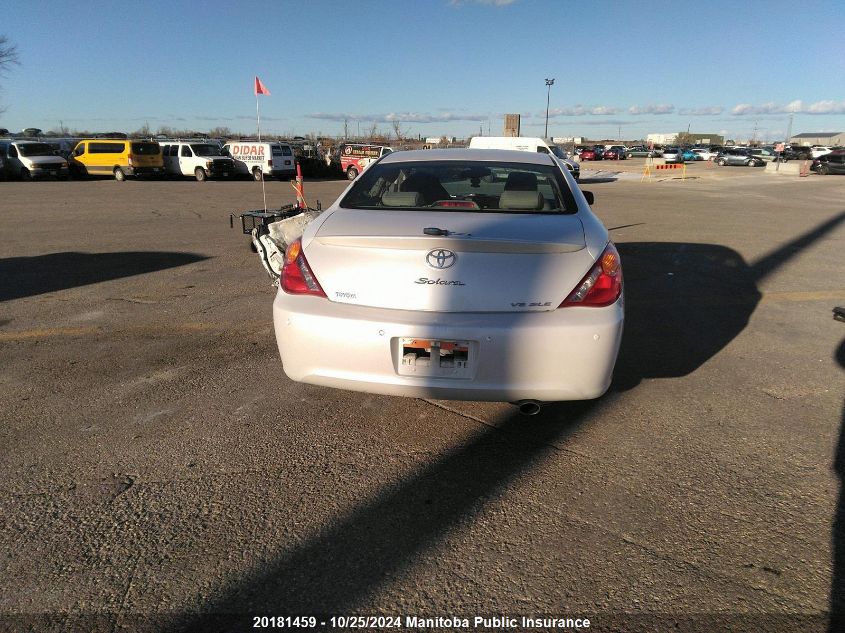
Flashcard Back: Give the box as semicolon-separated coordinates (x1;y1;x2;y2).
544;78;555;139
785;113;794;145
777;113;794;172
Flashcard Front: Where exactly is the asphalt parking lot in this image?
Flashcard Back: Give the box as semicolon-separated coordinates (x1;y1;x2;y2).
1;167;844;632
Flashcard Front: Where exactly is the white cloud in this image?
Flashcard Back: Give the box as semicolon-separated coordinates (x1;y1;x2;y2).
307;111;488;123
590;106;619;115
678;106;724;116
731;102;780;115
547;106;587;117
545;105;619;117
805;100;845;114
731;100;845;115
628;104;675;115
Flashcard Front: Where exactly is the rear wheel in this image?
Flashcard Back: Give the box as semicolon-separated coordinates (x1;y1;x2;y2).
346;166;358;180
746;160;755;167
114;167;126;181
252;168;263;182
717;158;727;166
194;167;207;182
818;164;830;175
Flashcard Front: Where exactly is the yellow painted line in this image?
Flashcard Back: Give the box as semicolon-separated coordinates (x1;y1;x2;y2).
0;326;101;341
760;289;845;303
0;321;275;342
0;322;241;342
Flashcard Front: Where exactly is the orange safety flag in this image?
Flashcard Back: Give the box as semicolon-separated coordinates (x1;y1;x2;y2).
254;76;271;96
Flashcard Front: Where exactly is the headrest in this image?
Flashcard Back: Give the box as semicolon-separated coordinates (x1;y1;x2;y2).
499;190;544;210
381;191;423;207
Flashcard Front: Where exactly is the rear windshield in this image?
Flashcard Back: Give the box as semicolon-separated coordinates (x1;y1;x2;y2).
190;144;223;156
130;142;160;155
272;145;292;156
18;143;54;157
341;160;575;214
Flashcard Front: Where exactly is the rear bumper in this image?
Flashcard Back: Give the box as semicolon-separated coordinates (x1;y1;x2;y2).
127;166;165;177
273;291;624;402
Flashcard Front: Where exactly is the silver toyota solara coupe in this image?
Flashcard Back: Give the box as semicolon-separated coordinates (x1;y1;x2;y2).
273;149;624;408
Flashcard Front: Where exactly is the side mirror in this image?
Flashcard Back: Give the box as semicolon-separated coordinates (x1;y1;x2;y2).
583;191;594;205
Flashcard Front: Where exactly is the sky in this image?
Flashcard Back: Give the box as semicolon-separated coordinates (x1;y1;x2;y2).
2;0;844;142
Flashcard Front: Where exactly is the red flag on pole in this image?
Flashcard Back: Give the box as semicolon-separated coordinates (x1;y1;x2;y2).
254;76;270;96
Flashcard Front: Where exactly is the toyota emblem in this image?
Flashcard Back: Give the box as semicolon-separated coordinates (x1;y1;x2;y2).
426;249;457;269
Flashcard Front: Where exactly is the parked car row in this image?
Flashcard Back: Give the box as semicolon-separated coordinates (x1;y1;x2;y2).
575;144;631;161
0;138;299;181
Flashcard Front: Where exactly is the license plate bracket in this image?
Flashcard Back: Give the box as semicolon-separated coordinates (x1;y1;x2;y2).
397;338;472;378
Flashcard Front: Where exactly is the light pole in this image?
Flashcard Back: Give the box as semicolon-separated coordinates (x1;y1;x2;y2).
544;78;555;139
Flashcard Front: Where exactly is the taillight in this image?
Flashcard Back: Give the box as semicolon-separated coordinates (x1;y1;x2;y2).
281;238;326;297
268;159;273;167
559;242;622;308
128;155;135;167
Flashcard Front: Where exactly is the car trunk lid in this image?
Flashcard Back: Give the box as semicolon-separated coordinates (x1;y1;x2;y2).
303;209;595;312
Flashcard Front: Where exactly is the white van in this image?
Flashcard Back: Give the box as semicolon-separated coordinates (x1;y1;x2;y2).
0;140;69;179
222;141;297;181
468;136;580;181
160;141;235;181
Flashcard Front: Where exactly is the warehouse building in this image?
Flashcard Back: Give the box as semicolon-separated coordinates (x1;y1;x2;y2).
789;132;843;146
646;132;725;145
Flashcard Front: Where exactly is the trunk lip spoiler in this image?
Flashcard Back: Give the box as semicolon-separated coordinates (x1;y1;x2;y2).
314;234;585;254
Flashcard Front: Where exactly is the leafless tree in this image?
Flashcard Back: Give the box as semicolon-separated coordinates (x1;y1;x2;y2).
0;36;20;114
391;120;409;142
0;36;18;72
132;123;152;138
208;126;233;139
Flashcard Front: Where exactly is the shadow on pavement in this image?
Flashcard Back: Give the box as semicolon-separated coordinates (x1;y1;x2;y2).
0;251;209;302
829;335;845;632
578;176;618;184
181;399;606;631
613;242;759;389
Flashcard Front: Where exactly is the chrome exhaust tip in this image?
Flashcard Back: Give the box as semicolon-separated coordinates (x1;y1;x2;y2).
511;400;542;416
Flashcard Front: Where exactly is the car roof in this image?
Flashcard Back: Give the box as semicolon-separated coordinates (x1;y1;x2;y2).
379;148;557;166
